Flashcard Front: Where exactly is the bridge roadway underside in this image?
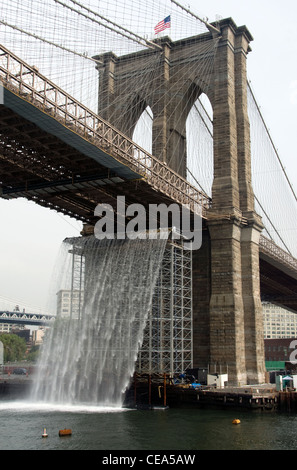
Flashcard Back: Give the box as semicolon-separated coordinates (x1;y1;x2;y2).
0;90;297;315
0;91;178;226
260;255;297;313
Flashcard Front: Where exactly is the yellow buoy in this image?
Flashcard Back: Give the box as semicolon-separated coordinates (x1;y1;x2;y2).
232;419;241;425
42;428;48;438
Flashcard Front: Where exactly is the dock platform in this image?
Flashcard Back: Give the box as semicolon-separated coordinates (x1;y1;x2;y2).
125;376;280;411
165;385;279;411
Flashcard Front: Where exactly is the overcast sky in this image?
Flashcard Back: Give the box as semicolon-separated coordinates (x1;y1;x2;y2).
0;0;296;314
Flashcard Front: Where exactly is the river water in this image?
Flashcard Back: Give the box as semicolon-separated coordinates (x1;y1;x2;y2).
0;400;296;451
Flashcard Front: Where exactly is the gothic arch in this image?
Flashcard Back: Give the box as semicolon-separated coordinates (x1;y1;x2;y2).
117;93;148;140
133;105;153;154
186;92;214;197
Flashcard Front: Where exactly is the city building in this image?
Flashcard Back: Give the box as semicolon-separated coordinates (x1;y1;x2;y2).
0;323;12;334
0;322;27;334
56;289;84;319
32;327;46;346
263;302;297;339
264;338;294;363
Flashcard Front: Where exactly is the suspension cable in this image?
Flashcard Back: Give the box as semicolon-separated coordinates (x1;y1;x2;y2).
0;19;102;64
248;81;297;205
53;0;162;51
169;0;220;35
67;0;162;51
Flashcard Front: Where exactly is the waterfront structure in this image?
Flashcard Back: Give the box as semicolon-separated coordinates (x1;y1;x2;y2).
65;235;193;378
0;17;297;386
136;238;193;376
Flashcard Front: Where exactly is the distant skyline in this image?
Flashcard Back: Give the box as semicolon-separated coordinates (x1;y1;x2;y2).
0;0;296;313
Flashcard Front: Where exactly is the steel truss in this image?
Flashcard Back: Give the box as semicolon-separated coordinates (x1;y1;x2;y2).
136;239;193;376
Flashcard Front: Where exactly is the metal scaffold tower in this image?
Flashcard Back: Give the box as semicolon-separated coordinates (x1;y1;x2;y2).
137;239;192;376
62;235;193;378
70;248;85;320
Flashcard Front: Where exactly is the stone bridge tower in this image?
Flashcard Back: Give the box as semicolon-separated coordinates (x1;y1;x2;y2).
94;18;266;385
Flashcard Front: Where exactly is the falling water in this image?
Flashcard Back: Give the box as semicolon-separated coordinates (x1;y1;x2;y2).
30;235;167;407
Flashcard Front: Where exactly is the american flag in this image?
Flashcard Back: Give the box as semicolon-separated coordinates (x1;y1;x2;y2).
154;15;171;34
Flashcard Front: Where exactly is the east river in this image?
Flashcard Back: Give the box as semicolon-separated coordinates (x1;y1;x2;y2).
0;401;296;451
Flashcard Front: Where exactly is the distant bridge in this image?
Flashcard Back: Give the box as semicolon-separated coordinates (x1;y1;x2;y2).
0;311;56;326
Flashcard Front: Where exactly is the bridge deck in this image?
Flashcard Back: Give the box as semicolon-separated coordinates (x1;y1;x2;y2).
0;44;210;223
260;237;297;311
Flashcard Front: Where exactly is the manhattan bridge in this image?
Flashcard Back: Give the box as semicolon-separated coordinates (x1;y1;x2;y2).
0;0;297;386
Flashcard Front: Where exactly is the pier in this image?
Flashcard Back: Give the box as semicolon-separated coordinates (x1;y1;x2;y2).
124;374;280;412
165;386;279;411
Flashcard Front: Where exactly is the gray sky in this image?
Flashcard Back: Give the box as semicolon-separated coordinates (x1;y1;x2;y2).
0;0;296;313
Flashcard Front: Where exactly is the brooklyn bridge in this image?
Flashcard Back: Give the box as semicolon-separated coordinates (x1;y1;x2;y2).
0;0;297;387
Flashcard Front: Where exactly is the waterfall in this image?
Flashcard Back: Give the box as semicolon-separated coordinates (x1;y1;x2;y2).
31;235;167;407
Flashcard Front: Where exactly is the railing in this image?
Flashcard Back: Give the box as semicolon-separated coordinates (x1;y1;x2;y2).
0;43;211;216
259;235;297;272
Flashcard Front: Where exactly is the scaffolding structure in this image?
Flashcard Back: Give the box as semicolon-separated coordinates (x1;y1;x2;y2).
136;239;193;376
60;245;85;320
63;236;193;377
